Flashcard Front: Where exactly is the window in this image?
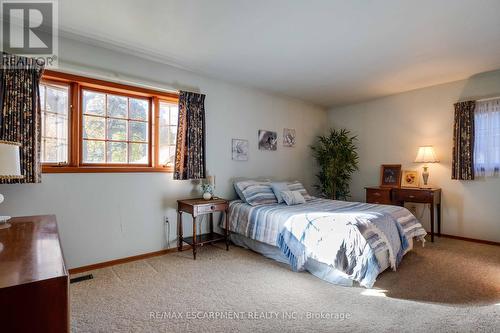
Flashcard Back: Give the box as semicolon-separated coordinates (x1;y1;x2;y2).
474;99;500;177
82;90;150;165
40;81;70;164
158;100;178;167
40;70;179;173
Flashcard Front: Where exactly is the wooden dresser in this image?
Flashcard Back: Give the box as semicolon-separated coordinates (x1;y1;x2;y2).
365;187;442;242
0;215;69;333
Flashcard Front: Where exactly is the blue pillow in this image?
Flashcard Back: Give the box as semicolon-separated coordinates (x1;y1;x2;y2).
271;182;289;204
234;180;278;206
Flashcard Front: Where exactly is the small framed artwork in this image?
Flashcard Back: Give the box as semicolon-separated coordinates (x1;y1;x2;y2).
380;164;402;188
258;130;277;151
283;128;296;147
232;139;249;161
401;170;419;188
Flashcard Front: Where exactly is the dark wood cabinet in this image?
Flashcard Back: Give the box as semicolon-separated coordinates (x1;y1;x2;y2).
365;187;442;242
365;187;393;205
0;215;69;333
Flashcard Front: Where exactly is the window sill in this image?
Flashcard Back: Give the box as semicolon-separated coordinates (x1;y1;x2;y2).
42;165;174;174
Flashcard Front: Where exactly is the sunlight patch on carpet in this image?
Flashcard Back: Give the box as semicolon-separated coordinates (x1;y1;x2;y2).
361;289;387;297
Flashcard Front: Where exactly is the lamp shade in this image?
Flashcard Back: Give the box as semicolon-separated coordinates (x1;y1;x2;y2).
0;141;23;179
414;146;439;163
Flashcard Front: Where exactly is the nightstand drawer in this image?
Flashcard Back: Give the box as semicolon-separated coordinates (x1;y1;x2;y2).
366;188;392;204
196;203;228;215
393;189;432;203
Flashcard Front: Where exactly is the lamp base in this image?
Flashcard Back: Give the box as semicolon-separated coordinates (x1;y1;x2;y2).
0;216;11;229
421;165;431;188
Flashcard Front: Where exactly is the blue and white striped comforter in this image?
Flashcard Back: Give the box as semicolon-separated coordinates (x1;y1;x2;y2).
229;198;426;287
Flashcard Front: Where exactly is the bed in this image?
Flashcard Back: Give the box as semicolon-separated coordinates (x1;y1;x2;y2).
227;197;426;288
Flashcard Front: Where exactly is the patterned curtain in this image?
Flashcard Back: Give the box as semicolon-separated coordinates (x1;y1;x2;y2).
0;54;45;183
174;91;206;180
452;100;475;180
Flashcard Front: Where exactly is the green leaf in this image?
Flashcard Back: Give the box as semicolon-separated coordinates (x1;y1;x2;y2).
310;128;359;200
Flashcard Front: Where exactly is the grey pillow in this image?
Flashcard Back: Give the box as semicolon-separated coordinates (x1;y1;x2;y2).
281;190;306;206
287;181;313;201
234;183;246;202
271;182;289;203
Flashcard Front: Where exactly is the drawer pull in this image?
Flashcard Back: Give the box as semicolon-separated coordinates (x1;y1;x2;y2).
373;193;381;197
211;206;215;210
408;195;415;199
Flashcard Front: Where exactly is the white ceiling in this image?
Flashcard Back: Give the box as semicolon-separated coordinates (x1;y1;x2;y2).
59;0;500;107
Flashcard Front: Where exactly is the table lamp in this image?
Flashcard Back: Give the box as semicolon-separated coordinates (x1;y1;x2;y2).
0;141;24;229
414;146;439;188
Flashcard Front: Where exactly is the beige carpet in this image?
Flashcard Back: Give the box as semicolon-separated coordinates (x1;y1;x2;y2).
71;238;500;332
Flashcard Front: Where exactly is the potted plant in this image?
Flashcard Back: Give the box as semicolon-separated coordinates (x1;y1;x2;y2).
311;129;359;200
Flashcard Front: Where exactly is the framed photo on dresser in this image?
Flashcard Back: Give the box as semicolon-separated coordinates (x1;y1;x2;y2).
380;164;402;188
401;170;419;188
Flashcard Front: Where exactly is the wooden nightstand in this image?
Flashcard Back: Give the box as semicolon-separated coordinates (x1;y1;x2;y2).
177;198;229;259
365;187;442;242
365;186;393;205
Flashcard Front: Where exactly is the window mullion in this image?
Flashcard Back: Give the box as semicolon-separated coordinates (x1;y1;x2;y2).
126;97;130;164
71;82;81;167
152;97;156;167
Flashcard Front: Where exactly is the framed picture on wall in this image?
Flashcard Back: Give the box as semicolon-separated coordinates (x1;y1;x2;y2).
258;130;277;151
283;128;296;147
380;164;402;188
232;139;249;161
401;170;419;188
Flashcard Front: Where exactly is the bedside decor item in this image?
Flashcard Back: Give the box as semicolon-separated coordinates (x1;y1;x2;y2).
201;176;215;200
177;198;229;259
401;170;419;188
201;187;213;200
258;130;277;151
415;146;439;187
232;139;249;161
311;129;359;200
380;164;402;188
0;141;24;229
283;128;296;147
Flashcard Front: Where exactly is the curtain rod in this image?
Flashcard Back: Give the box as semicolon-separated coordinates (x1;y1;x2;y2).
458;96;500;103
476;96;500;102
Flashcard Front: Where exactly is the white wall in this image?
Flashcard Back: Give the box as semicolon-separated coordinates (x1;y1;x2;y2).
329;70;500;243
0;37;327;269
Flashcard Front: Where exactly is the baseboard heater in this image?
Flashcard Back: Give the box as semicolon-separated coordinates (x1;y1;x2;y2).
70;274;94;284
